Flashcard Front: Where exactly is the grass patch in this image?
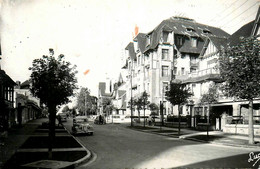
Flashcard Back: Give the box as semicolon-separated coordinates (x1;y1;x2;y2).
3;151;87;169
20;136;81;149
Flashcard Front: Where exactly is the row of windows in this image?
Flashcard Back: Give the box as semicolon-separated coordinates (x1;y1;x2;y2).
162;30;198;48
162;66;187;77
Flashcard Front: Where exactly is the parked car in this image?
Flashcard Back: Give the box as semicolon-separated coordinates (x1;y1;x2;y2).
94;115;106;124
71;116;93;135
112;115;125;123
124;115;132;123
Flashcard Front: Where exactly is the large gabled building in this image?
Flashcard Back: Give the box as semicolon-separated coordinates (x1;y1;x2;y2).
176;6;260;131
122;16;230;117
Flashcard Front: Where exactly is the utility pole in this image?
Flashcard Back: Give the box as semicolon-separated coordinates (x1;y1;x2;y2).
84;89;87;117
130;69;133;127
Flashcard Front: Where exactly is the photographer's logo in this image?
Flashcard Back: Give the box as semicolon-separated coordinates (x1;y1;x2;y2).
248;152;260;167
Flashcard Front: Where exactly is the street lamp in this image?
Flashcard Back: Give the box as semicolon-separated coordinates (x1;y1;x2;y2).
84;91;87;117
130;68;133;127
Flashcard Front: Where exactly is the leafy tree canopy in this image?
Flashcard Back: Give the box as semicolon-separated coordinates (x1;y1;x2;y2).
200;83;219;105
76;87;90;113
165;82;193;106
29;49;78;106
219;36;260;100
133;91;150;110
149;103;159;113
62;105;70;113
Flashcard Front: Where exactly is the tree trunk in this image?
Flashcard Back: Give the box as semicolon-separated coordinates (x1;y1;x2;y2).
138;109;140;123
248;99;254;144
178;104;181;135
48;104;56;159
143;108;146;128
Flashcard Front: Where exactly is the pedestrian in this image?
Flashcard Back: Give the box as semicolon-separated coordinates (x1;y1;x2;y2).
99;115;102;124
57;115;62;127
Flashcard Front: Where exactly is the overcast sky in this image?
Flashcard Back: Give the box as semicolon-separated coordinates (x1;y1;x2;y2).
0;0;259;97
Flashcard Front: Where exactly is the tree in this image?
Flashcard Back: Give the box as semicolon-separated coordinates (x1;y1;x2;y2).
199;83;219;122
29;49;78;159
149;103;159;117
219;36;260;144
132;91;150;127
62;105;70;114
165;82;192;135
199;83;219;137
76;87;91;115
102;97;114;119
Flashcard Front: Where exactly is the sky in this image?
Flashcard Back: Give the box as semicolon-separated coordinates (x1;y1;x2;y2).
0;0;259;98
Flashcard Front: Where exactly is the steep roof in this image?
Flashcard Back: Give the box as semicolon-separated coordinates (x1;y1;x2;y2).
117;90;126;98
228;20;255;46
20;80;30;89
125;42;136;61
133;33;147;53
252;6;260;36
146;17;230;53
0;70;16;87
209;36;229;50
200;36;228;57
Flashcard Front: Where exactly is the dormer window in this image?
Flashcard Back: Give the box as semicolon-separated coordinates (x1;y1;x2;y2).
146;35;150;47
186;27;195;32
162;31;169;43
176;36;183;46
203;29;211;34
191;37;197;47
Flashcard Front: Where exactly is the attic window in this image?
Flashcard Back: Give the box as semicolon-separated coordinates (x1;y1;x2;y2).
162;31;170;43
146;36;151;47
186;27;195;32
203;29;211;34
191;37;197;47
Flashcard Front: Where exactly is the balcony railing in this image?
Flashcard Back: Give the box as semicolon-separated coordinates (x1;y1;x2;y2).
176;68;220;83
189;68;219;78
190;61;199;67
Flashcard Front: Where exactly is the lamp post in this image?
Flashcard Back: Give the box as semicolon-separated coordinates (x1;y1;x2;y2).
130;69;133;127
84;91;86;117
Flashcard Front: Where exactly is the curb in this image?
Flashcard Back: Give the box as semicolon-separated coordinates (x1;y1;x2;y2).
180;136;260;149
128;126;260;149
63;126;93;168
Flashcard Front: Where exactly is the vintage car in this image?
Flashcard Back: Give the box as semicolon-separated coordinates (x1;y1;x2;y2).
94;115;106;125
71;116;94;135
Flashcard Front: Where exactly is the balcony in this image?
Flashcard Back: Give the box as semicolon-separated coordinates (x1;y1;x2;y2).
190;61;199;68
176;68;222;83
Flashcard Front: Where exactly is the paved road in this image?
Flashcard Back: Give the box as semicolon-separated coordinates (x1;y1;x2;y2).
64;119;260;169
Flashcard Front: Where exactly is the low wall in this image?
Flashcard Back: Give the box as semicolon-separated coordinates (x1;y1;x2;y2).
156;122;189;128
196;123;215;131
223;124;260;136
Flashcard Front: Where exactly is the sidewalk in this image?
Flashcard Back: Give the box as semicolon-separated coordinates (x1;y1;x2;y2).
0;118;92;169
129;123;260;148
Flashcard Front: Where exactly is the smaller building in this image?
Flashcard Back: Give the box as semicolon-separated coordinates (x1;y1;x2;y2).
0;69;16;131
14;80;42;125
97;82;113;116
